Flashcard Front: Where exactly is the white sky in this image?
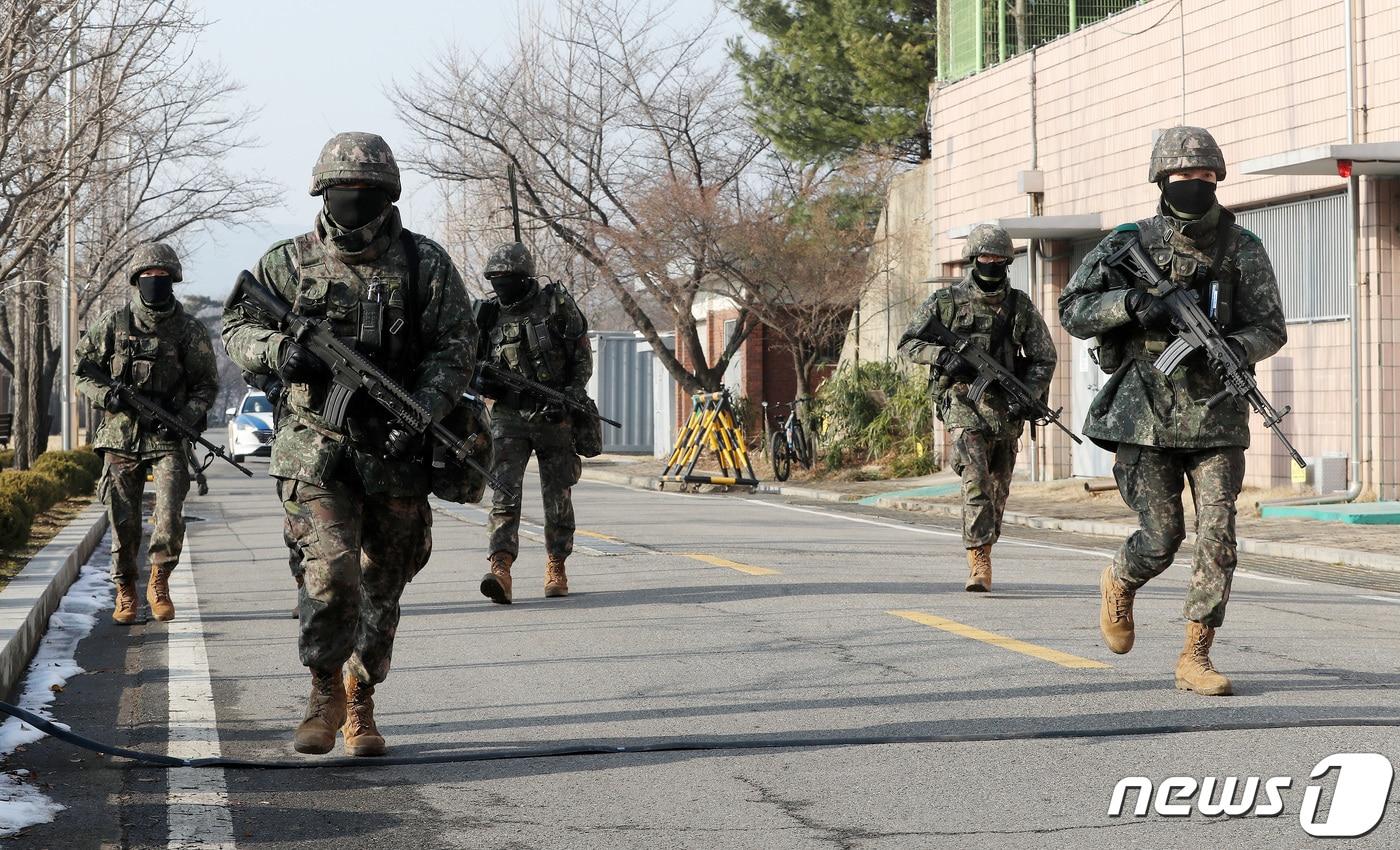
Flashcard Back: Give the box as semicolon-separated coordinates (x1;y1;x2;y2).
181;0;736;298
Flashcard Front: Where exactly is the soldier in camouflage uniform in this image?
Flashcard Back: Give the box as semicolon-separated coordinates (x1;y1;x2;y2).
74;242;218;625
222;132;476;756
1059;127;1287;696
473;241;592;604
898;224;1057;592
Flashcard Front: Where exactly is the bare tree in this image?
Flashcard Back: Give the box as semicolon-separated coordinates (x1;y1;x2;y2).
0;0;277;466
398;0;768;394
713;158;893;400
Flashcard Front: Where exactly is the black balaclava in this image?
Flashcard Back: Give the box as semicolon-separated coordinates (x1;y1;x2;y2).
1161;178;1217;218
489;273;535;305
324;186;392;231
973;258;1010;292
136;273;174;307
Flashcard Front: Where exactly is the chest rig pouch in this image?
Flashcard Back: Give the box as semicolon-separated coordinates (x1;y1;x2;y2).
489;283;571;391
289;230;421;434
1093;218;1238;375
111;307;181;400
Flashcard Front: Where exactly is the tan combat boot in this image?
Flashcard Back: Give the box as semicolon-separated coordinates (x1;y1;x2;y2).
342;674;387;757
112;581;139;625
293;668;347;754
1175;622;1233;696
964;545;992;592
480;552;514;605
1099;566;1136;654
544;555;569;598
147;566;175;622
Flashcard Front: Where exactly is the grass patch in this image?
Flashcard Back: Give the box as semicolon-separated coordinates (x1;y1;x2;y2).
0;496;95;594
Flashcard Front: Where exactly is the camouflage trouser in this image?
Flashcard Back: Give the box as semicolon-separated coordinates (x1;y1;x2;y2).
101;451;189;583
284;509;306;582
280;478;433;684
950;428;1017;549
488;409;582;559
1111;444;1246;628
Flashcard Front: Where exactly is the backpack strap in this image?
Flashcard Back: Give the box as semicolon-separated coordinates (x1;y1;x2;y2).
398;229;421;362
986;288;1022;362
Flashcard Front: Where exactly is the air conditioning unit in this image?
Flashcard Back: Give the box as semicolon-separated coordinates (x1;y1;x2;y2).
1316;453;1349;495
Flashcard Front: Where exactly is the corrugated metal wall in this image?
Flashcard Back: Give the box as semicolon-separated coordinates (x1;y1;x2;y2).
1235;193;1350;323
588;332;654;454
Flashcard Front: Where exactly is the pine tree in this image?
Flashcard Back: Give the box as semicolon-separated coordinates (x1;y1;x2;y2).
730;0;936;163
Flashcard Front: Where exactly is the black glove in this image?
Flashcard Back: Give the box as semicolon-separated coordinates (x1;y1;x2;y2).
384;427;418;460
102;389;128;414
276;338;327;384
1125;289;1173;330
935;349;977;382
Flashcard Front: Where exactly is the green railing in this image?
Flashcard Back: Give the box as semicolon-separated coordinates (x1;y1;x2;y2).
938;0;1144;81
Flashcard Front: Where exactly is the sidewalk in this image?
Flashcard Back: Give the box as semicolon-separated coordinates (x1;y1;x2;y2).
579;456;1400;574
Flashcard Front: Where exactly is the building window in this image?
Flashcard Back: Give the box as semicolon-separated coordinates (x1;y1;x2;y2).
1235;193;1349;323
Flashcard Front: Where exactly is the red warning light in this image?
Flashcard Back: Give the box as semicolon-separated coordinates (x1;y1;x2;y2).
1337;159;1354;178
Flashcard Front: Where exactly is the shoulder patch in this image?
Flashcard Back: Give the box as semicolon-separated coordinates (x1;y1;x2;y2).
1112;223;1140;233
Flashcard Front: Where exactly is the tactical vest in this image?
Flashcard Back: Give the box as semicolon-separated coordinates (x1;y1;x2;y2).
484;282;584;391
1093;215;1240;374
110;306;187;404
289;229;420;382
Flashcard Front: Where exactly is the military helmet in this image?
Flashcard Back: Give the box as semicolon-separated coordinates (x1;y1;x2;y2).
309;132;402;200
1149;126;1226;183
127;242;183;284
963;223;1014;261
484;241;536;279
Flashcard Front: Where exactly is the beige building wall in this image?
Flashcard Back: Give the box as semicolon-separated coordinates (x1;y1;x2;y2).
924;0;1398;491
844;163;938;368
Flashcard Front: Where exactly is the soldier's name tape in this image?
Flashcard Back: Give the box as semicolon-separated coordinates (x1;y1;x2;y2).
1;699;1396;771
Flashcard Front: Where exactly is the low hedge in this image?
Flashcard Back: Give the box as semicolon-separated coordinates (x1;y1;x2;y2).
0;470;64;520
0;491;30;550
31;453;98;496
0;447;104;551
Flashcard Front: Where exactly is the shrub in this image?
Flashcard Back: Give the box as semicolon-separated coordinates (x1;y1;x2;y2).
0;449;13;469
30;454;97;496
0;470;64;518
0;490;33;550
812;361;938;476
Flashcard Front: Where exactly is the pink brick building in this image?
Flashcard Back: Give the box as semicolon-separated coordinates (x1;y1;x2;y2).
883;0;1400;493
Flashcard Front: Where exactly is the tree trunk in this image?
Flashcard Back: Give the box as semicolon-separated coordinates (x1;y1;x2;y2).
12;278;52;469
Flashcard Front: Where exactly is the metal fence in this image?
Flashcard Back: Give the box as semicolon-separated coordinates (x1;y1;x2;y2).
940;0;1145;81
1235;193;1351;323
587;332;655;453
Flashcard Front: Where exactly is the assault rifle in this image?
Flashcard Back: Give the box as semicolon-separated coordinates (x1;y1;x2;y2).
912;313;1082;444
77;361;253;476
474;362;622;429
1104;239;1306;469
226;270;513;497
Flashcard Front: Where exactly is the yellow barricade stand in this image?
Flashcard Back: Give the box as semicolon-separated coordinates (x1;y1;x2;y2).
660;389;761;491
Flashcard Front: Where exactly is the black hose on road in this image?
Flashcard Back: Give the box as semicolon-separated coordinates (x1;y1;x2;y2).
3;699;1397;771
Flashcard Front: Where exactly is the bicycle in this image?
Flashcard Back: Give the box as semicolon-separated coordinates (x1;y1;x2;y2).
765;399;813;482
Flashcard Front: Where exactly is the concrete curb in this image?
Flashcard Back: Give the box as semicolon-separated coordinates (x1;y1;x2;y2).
0;502;108;697
580;465;1400;573
863;496;1400;574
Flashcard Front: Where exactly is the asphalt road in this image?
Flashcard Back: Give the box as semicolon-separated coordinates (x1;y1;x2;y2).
8;448;1400;849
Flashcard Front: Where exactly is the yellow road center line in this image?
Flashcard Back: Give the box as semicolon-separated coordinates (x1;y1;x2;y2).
680;552;781;576
887;610;1110;669
576;529;623;543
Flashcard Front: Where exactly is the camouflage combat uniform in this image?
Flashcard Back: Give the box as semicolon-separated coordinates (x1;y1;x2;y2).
479;280;592;562
898;232;1056;553
221;133;475;687
74;246;218;589
1059;130;1286;629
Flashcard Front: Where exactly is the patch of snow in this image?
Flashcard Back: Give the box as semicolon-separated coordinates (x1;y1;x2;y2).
0;533;112;838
